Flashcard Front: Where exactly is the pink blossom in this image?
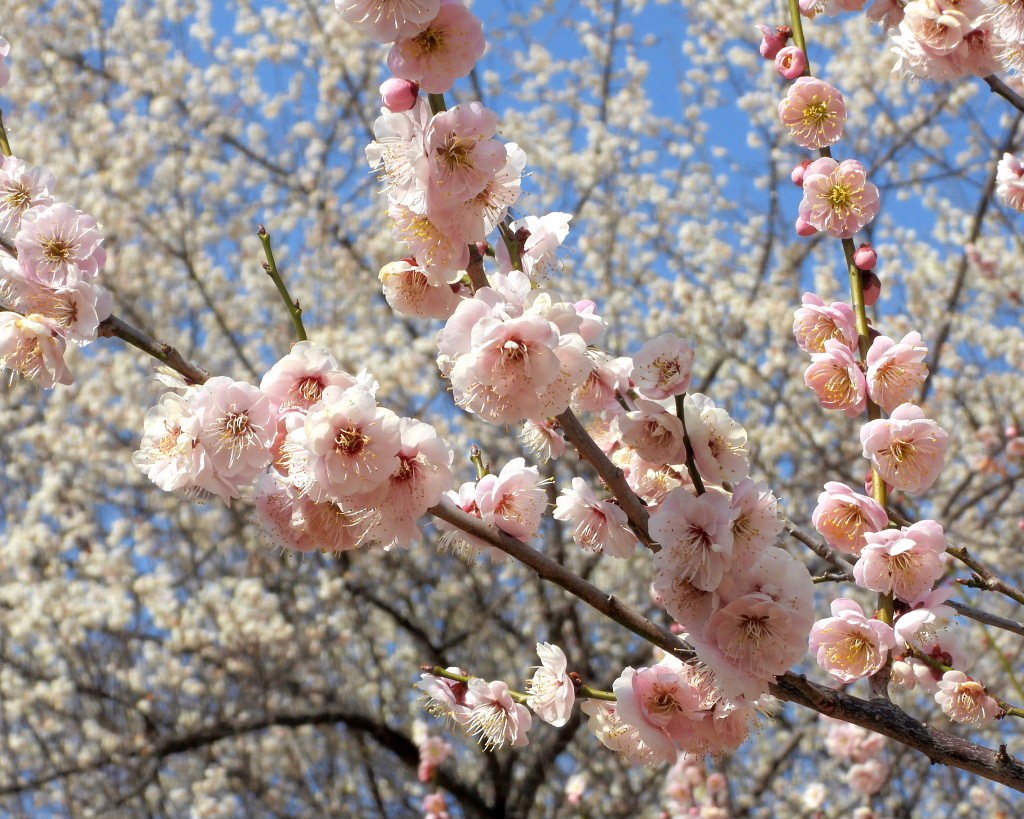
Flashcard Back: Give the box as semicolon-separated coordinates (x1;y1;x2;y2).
617;399;686;466
580;700;663;766
823;718;887;761
799;157;880;239
496;212;573;280
996;152;1024;213
422;790;450;819
0;155;55;239
612;656;706;764
868;0;905;28
260;341;357;413
15;203;107;287
728;479;783;562
894;588;964;667
519;418;567;462
812;481;888;556
16;281;112;345
336;0;440;43
0;311;73;388
854;520;948;604
902;0;976;53
860;403;949;494
795;215;818;236
935;671;1001;724
191;377;275;483
379;259;463;319
757;24;787;59
718;546;816;630
777;77;846;150
651;487;735;592
380;77;419;111
847;758;889;796
652;570;717;637
475;457;547;540
416;668;472;724
631;334;695;400
422;102;506;208
526;642;575;727
705;592;809;679
389;199;471;283
792;292;859;354
367;99;432;212
464;678;532;749
553;476;637;558
682;393;750;484
809;598;896;682
449;142;527;241
775;46;807;79
298;385;402;499
417;735;452;782
387;1;485;94
865;331;929;413
892;15;1000;80
803;337;868;417
571;351;630;413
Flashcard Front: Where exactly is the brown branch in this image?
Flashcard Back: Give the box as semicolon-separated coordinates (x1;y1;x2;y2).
984;75;1024;116
97;314;210;386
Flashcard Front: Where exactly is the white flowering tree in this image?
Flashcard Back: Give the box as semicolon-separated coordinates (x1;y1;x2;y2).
1;0;1024;817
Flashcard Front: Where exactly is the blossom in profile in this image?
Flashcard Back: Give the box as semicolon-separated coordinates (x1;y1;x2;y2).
17;280;112;346
793;292;859;354
379;259;463;319
682;393;750;484
651;486;735;592
809;598;896;682
860;403;949;495
475;457;547;540
496;212;573;279
935;671;1001;724
777;77;846;149
336;0;440;43
996;152;1024;213
803;337;868;416
387;1;485;94
799;157;880;239
853;520;948;604
553;477;637;558
464;678;532;749
417;668;472;725
631;334;695;400
388;200;471;284
866;331;929;413
0;311;73;388
15;203;107;287
525;642;575;727
0;155;55;239
580;699;662;767
812;481;888;555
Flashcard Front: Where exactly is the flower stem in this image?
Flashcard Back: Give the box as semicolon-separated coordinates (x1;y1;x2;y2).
257;224;307;342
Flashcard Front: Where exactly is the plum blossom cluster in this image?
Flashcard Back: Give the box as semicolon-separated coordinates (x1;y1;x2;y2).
821;717;891;799
417;666;532;750
0;149;113;387
134;341;455;553
661;756;731;819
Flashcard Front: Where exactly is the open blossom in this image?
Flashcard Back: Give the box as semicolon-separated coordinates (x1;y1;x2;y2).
16;281;113;345
793;292;858;354
476;458;547;540
423;102;505;208
860;403;949;495
894;587;964;667
799;157;880;239
996;152;1024;213
464;678;532;749
903;0;975;53
728;479;783;561
892;15;1000;80
572;351;630;413
631;334;695;400
298;385;402;499
259;341;356;413
0;311;73;388
387;0;485;94
553;477;637;558
525;643;575;727
379;259;463;319
580;700;663;766
803;338;868;416
389;199;471;283
651;487;735;592
777;77;846;149
853;520;948;604
133;391;207;494
254;472;373;553
705;592;809;679
865;332;929;413
497;212;572;279
191;377;275;483
809;598;896;682
417;735;453;782
336;0;440;43
417;669;472;725
0;156;55;239
682;393;750;484
15;203;107;287
935;671;1001;724
812;481;888;556
519;418;566;461
617;399;687;466
367;99;431;211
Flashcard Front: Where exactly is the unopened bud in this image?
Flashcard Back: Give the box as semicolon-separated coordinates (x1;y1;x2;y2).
757;24;787;60
795;215;818;236
861;270;882;306
379;77;419;112
775;46;807;79
854;242;877;270
791;159;812;187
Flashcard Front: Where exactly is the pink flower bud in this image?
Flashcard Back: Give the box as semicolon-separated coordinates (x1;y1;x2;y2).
1006;425;1019;438
862;271;882;306
757;24;786;60
775;46;807;80
854;243;877;270
379;77;419;112
791;159;812;187
795;215;818;236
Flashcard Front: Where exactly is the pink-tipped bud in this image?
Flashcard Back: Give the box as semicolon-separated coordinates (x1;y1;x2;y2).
775;46;807;79
862;270;882;306
670;622;684;634
795;215;818;236
757;24;787;60
1007;425;1019;438
791;159;812;187
379;77;419;112
854;242;877;270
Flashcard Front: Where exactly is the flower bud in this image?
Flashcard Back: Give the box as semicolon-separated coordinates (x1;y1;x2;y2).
757;24;786;59
861;270;882;306
795;215;818;236
854;242;877;270
791;159;812;187
775;46;807;79
1006;425;1019;438
379;77;419;112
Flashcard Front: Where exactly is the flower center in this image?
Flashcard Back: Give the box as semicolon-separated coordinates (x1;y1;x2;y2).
335;426;368;455
42;238;75;263
412;26;445;55
802;100;831;125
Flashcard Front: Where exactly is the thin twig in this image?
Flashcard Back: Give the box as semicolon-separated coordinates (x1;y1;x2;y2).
258;223;308;342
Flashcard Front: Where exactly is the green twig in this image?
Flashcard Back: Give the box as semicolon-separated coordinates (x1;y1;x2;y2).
0;111;11;157
257;224;307;342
